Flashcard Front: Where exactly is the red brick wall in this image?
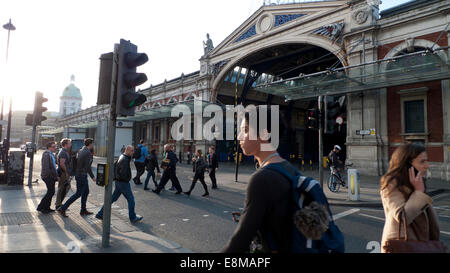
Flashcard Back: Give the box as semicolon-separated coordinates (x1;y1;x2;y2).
378;32;448;60
387;82;444;162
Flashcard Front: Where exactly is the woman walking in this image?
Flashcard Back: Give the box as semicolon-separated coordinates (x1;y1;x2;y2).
184;150;209;197
380;143;444;253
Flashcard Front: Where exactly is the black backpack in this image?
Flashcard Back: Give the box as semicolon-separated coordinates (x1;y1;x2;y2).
133;146;142;159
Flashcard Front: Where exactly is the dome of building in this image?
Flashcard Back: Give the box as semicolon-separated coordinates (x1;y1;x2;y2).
61;75;82;100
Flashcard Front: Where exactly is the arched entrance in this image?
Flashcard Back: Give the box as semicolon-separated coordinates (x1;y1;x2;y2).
212;42;346;167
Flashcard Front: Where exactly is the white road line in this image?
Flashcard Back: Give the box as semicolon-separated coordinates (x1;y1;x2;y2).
440;231;450;236
203;215;209;217
439;215;450;218
359;213;385;222
182;219;190;222
435;207;450;211
223;211;229;213
333;209;361;221
160;224;166;226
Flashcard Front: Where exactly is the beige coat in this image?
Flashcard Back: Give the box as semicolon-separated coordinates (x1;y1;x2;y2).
380;179;440;253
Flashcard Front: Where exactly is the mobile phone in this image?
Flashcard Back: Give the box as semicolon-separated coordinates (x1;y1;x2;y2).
407;162;419;176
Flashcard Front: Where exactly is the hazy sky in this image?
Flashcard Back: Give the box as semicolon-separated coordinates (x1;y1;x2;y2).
0;0;409;112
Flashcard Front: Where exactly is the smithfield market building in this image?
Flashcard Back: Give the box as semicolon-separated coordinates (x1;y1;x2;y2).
40;0;450;181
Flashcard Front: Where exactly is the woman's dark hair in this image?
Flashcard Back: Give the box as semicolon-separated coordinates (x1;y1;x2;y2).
150;149;156;155
197;149;203;156
380;143;427;198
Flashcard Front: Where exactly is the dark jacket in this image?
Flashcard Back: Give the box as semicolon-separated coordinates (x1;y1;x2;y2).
208;153;219;169
41;150;58;181
76;146;95;178
165;150;178;171
115;154;132;183
57;148;72;177
145;153;160;173
193;156;207;176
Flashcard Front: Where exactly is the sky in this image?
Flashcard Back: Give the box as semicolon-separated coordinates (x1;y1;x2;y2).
0;0;410;113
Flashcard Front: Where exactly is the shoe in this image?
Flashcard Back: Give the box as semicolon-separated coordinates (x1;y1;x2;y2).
144;187;150;191
80;210;94;216
131;215;143;223
202;193;209;197
152;189;160;195
183;191;191;196
57;208;68;218
212;186;218;189
175;191;182;195
95;214;103;220
169;187;176;191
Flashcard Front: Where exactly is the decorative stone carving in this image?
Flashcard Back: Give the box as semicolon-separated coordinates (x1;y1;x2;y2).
353;9;369;25
211;60;229;77
312;22;345;43
203;33;214;56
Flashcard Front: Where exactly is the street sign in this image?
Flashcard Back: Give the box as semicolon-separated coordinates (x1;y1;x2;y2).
370;129;376;136
336;116;344;125
356;130;371;135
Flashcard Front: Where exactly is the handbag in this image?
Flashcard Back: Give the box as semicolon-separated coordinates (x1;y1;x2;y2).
383;208;448;253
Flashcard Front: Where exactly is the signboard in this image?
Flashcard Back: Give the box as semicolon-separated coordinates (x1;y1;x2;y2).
356;130;371;136
356;129;376;136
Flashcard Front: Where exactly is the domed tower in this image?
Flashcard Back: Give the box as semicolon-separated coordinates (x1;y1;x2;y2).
59;75;82;117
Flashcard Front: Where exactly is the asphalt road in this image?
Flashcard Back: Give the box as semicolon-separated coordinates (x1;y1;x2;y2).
25;151;450;253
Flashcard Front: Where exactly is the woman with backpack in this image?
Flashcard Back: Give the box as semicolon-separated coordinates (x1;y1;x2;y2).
184;149;209;197
380;143;446;253
144;149;161;191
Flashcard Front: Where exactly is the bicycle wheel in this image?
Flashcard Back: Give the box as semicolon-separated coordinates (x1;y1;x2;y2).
327;175;340;193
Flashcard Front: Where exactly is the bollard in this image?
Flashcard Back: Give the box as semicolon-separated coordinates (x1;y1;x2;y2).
348;169;360;201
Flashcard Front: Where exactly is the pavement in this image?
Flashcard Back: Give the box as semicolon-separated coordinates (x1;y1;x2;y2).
0;178;193;253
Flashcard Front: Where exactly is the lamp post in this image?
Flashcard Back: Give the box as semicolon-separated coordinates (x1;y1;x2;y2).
3;19;16;64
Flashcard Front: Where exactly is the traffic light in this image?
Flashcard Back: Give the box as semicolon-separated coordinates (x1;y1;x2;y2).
34;92;48;126
116;39;148;117
324;95;346;134
305;109;319;130
25;114;33;126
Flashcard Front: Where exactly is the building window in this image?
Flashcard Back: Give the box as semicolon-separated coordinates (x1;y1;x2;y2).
154;126;159;141
404;100;425;133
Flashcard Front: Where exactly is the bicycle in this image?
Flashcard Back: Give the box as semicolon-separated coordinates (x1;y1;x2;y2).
327;163;353;193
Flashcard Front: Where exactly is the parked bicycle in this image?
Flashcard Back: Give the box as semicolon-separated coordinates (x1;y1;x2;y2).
327;163;353;193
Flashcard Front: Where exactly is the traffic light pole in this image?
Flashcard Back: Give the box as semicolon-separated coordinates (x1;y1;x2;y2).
318;95;324;189
102;44;119;249
27;117;37;187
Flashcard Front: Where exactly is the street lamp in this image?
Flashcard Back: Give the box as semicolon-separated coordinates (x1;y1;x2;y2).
3;19;16;63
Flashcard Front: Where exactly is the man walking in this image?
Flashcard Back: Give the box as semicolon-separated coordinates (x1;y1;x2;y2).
96;145;143;223
208;146;219;189
58;138;96;217
152;144;183;195
55;138;73;210
37;142;58;213
133;140;148;185
144;149;161;190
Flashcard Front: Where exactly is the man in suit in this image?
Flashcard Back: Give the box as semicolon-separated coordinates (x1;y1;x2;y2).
152;144;183;195
37;142;58;213
208;146;219;189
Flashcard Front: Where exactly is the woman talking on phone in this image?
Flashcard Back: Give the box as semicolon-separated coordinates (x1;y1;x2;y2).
380;143;446;253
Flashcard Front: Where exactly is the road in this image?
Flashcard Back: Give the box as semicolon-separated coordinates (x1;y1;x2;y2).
25;151;450;253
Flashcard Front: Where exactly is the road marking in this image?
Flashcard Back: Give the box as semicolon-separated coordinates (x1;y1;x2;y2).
182;219;190;222
223;211;229;213
440;231;450;236
435;206;450;211
239;208;244;211
203;215;209;217
359;213;385;222
439;215;450;218
333;209;361;221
